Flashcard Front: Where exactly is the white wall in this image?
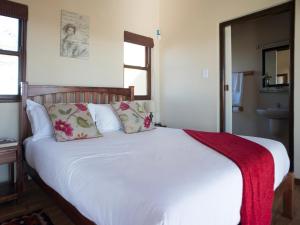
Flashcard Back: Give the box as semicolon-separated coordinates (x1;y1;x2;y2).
0;0;160;182
225;26;232;133
159;0;300;178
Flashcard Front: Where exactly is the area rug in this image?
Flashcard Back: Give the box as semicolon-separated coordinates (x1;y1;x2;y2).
0;210;53;225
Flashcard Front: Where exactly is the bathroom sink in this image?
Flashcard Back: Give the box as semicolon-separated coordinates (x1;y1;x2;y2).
256;108;289;119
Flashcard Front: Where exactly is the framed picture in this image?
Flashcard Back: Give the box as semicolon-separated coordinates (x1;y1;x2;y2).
60;10;89;59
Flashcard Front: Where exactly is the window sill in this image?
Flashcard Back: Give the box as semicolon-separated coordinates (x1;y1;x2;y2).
134;95;151;100
0;96;21;103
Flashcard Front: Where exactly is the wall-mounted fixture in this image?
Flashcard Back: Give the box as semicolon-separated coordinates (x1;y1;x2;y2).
156;29;161;40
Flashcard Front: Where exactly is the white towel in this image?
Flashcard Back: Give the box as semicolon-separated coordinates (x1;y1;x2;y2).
232;72;244;107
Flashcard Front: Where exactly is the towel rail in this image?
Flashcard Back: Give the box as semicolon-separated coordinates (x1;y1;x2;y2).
233;71;254;76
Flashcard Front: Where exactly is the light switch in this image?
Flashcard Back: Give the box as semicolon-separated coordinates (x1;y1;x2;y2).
202;69;209;78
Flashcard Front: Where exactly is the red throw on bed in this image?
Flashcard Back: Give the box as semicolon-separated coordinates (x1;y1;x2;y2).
184;130;275;225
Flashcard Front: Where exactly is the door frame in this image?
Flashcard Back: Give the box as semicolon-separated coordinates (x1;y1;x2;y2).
219;1;295;171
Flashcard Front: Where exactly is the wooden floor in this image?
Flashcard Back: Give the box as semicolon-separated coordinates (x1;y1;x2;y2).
0;181;299;225
272;182;300;225
0;182;73;225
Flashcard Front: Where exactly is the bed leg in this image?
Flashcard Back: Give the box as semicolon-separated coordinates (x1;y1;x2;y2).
282;172;294;219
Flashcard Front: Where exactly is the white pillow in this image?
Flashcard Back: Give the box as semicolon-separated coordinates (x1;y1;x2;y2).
26;100;53;141
88;104;122;133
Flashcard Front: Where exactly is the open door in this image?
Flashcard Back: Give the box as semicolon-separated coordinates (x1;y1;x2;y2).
224;25;232;133
219;1;294;172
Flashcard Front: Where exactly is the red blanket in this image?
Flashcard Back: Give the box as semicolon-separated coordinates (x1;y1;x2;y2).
184;130;275;225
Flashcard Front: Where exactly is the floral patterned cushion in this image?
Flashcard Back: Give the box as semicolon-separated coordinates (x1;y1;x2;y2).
111;101;155;134
45;103;102;142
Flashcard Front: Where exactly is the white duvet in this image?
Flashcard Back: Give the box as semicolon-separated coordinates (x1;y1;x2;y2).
25;128;290;225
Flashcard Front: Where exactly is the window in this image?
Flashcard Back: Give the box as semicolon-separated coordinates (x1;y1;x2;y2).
124;31;154;100
0;1;28;102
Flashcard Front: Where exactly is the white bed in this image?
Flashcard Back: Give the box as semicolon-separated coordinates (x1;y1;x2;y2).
25;127;290;225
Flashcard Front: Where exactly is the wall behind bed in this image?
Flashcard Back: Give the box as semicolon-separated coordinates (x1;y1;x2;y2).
0;0;160;182
159;0;300;178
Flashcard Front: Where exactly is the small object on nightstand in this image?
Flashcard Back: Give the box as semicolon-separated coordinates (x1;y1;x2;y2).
0;141;22;204
0;138;18;148
155;122;167;127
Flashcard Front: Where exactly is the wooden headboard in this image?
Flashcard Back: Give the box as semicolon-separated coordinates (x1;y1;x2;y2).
19;81;134;145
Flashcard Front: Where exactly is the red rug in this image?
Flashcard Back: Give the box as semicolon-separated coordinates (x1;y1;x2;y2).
1;211;53;225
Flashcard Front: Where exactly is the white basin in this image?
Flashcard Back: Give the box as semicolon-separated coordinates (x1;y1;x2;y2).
256;108;289;119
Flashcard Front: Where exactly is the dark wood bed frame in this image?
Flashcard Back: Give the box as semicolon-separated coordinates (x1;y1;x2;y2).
19;81;295;225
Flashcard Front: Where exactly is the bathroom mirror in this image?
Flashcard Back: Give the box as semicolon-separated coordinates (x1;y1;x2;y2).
262;45;290;87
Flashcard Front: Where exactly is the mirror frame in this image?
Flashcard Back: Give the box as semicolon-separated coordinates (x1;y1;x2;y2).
262;44;290;87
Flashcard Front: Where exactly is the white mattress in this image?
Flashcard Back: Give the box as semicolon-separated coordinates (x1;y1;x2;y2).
25;128;290;225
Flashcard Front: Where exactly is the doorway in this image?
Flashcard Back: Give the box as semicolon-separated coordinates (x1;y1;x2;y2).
219;1;295;171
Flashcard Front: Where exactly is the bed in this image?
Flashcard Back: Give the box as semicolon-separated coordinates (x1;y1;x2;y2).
19;82;294;225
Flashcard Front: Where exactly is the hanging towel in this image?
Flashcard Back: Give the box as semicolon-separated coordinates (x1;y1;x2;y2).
232;72;244;107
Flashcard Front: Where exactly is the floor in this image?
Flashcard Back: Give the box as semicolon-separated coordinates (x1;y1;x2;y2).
272;182;300;225
0;181;299;225
0;182;73;225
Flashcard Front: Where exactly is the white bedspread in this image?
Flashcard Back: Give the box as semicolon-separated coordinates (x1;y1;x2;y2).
25;128;290;225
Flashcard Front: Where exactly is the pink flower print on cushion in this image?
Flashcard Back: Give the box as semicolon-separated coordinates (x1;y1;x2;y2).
144;116;151;128
54;120;73;136
120;102;130;111
75;103;88;111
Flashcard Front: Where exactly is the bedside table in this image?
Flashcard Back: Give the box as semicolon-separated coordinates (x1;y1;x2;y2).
0;145;22;203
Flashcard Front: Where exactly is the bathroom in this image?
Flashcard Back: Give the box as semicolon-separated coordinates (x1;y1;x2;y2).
231;11;291;151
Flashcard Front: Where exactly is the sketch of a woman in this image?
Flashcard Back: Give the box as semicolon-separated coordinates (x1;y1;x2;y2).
61;23;80;57
60;10;89;59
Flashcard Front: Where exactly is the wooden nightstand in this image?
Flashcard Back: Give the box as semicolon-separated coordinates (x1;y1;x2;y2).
0;145;22;203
